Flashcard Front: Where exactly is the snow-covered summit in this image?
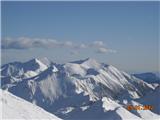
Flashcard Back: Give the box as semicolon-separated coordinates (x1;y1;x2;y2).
70;58;102;70
1;58;50;86
23;58;48;72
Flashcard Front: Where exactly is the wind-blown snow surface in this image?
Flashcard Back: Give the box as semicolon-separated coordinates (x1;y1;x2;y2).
1;58;160;120
0;89;61;120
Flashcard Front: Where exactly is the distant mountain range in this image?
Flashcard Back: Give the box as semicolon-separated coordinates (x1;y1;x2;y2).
1;58;160;120
133;72;160;84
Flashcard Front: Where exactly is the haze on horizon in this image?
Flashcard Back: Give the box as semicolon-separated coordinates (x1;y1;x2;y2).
1;1;159;73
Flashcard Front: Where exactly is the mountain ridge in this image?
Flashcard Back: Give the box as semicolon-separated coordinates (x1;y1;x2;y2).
1;57;159;120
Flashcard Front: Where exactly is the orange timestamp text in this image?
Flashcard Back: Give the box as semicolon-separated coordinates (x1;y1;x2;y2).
127;105;153;111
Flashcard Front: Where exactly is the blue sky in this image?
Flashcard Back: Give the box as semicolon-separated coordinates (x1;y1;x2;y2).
1;1;159;73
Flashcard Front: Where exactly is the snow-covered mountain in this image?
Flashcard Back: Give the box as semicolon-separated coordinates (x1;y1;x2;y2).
1;58;50;86
0;89;61;120
1;58;160;120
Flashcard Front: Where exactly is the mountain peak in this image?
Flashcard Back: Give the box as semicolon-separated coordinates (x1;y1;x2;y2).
68;58;101;70
25;58;40;64
84;57;96;61
23;58;48;72
83;57;97;63
37;57;51;66
77;58;101;70
70;58;97;64
25;57;51;66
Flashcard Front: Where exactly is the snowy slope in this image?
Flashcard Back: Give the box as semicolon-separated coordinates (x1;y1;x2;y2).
1;58;159;120
102;97;142;120
0;89;62;120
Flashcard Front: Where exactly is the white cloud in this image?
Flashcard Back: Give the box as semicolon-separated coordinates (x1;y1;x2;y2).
107;49;117;53
91;41;105;47
97;47;108;53
97;47;116;54
62;41;74;47
74;43;87;49
1;37;74;49
1;37;116;55
79;44;87;48
2;37;33;49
